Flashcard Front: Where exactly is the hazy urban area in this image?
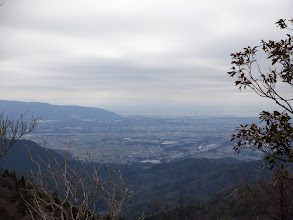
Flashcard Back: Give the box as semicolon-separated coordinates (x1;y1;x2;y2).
28;114;261;163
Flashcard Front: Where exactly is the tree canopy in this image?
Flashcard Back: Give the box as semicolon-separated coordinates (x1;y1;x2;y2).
228;19;293;178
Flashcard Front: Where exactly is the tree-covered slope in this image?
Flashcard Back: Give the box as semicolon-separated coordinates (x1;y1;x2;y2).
130;158;262;202
0;140;65;172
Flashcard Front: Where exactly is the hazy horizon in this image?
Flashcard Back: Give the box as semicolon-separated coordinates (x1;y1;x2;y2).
0;99;279;117
0;0;292;114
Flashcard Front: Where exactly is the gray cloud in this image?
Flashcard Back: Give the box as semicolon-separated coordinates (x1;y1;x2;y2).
0;0;292;114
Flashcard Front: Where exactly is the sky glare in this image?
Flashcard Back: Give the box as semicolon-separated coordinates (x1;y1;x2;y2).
0;0;292;114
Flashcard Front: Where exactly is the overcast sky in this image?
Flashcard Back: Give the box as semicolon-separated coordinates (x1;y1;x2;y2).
0;0;292;115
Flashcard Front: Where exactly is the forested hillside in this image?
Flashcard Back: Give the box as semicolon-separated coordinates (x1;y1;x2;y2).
0;140;265;219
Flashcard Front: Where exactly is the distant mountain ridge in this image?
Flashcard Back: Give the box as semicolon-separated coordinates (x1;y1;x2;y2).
0;100;122;121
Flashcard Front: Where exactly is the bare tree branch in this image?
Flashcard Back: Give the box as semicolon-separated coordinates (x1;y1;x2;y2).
22;143;135;220
0;112;39;157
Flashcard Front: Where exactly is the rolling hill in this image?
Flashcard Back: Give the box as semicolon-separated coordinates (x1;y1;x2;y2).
0;140;266;219
0;100;122;121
